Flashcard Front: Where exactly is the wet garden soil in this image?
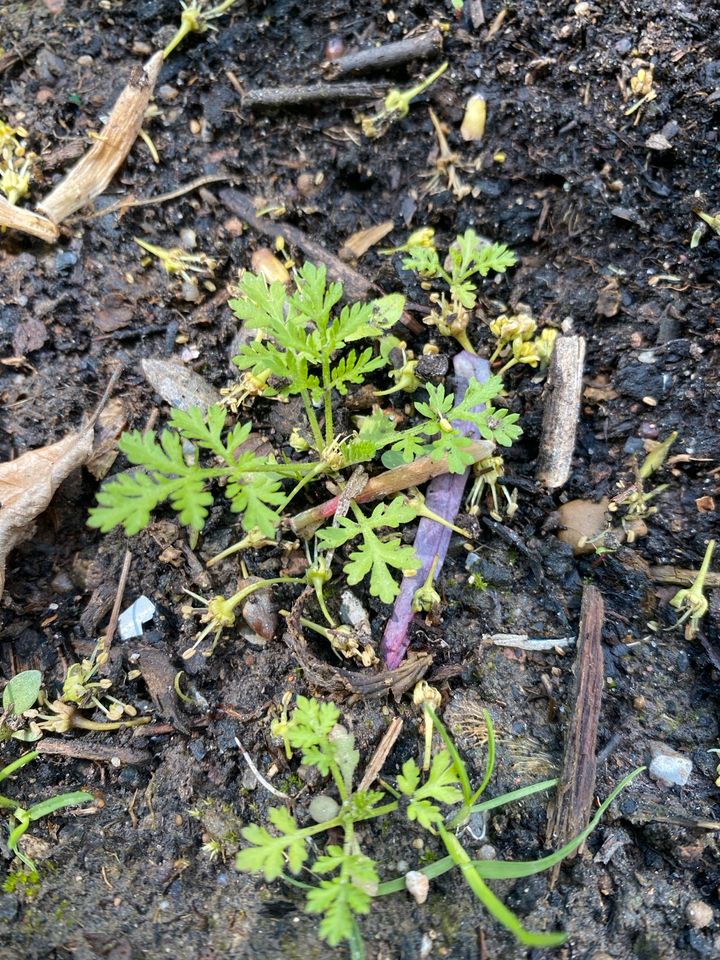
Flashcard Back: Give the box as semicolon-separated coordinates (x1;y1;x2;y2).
1;0;720;957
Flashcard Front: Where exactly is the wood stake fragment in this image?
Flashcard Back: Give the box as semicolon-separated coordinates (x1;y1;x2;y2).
650;565;720;589
38;51;163;223
536;335;586;489
0;195;59;242
37;738;151;766
545;584;604;886
220;188;422;332
325;28;443;79
243;82;385;109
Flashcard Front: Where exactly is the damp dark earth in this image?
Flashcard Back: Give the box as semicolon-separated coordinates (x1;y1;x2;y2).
1;1;719;958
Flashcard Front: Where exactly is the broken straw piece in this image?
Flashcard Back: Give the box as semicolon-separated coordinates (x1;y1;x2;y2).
380;351;491;669
118;595;156;640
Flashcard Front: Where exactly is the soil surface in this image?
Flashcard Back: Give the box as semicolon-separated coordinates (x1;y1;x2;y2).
1;1;719;959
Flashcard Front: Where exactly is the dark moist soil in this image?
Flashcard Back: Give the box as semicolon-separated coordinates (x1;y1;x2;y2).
1;1;719;958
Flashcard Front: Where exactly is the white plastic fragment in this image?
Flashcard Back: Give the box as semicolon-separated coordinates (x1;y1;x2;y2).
118;595;156;640
648;741;693;786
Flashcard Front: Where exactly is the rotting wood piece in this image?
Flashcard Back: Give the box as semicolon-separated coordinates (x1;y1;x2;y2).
37;738;152;766
38;51;163;224
243;82;386;109
545;584;604;887
219;188;423;333
285;586;432;699
324;28;443;79
536;335;586;490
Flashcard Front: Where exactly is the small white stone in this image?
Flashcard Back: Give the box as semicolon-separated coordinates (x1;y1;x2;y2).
405;870;429;905
686;900;713;929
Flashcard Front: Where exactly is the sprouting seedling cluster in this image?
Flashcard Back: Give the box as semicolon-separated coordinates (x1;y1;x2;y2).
235;694;642;952
89;262;520;657
163;0;241;59
400;228;517;353
0;752;92;871
0;119;33;207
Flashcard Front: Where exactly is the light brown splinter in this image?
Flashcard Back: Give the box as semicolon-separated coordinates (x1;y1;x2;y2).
38;51;163;224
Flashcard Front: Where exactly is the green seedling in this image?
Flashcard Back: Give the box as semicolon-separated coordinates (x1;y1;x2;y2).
90;262;520;639
401;229;517;353
669;539;715;640
163;0;240;59
1;671;42;743
359;62;448;139
135;237;217;283
467;455;517;522
690;209;720;248
0;752;92;870
236;695;643;953
609;432;677;542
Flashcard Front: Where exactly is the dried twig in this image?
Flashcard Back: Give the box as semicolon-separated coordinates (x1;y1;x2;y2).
243;82;385;109
219;187;422;332
79;174;235;221
536;335;586;489
358;717;403;791
650;565;720;589
99;547;132;657
38;52;163;224
545;584;604;886
325;28;443;79
0;195;59;242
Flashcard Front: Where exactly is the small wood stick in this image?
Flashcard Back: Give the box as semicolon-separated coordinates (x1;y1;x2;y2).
536;335;586;489
358;717;403;792
545;584;604;887
243;82;385;109
99;548;132;660
325;28;443;79
38;51;163;223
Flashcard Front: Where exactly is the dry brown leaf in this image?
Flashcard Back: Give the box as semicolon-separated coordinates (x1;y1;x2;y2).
0;427;94;596
339;220;394;261
86;397;128;480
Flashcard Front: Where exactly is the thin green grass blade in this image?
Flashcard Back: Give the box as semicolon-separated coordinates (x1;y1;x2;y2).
27;791;93;821
470;778;559;814
426;706;471;803
469;767;645;880
468;709;496;805
0;751;38;784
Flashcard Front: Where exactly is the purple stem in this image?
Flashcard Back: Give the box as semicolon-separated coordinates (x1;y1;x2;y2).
380;351;490;669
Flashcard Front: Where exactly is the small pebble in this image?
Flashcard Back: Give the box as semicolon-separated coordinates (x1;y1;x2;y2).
157;84;180;103
478;844;497;860
324;36;345;60
405;871;429;905
77;55;94;67
686;900;713;929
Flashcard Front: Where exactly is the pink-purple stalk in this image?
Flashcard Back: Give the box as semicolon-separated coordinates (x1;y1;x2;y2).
380;351;490;669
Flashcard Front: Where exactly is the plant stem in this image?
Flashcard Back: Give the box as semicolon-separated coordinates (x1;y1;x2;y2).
226;576;305;613
300;388;325;452
322;357;334;446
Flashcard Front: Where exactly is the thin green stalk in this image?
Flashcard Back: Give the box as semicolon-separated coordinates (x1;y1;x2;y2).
300;388;325;452
322;356;334;446
226;576;305;612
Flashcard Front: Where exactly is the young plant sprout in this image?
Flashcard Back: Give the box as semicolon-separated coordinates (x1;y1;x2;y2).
236;694;643;953
669;539;716;640
690;209;720;248
163;0;241;59
358;61;448;138
401;229;517;353
608;432;677;543
0;752;92;870
90;262;520;654
135;237;218;283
